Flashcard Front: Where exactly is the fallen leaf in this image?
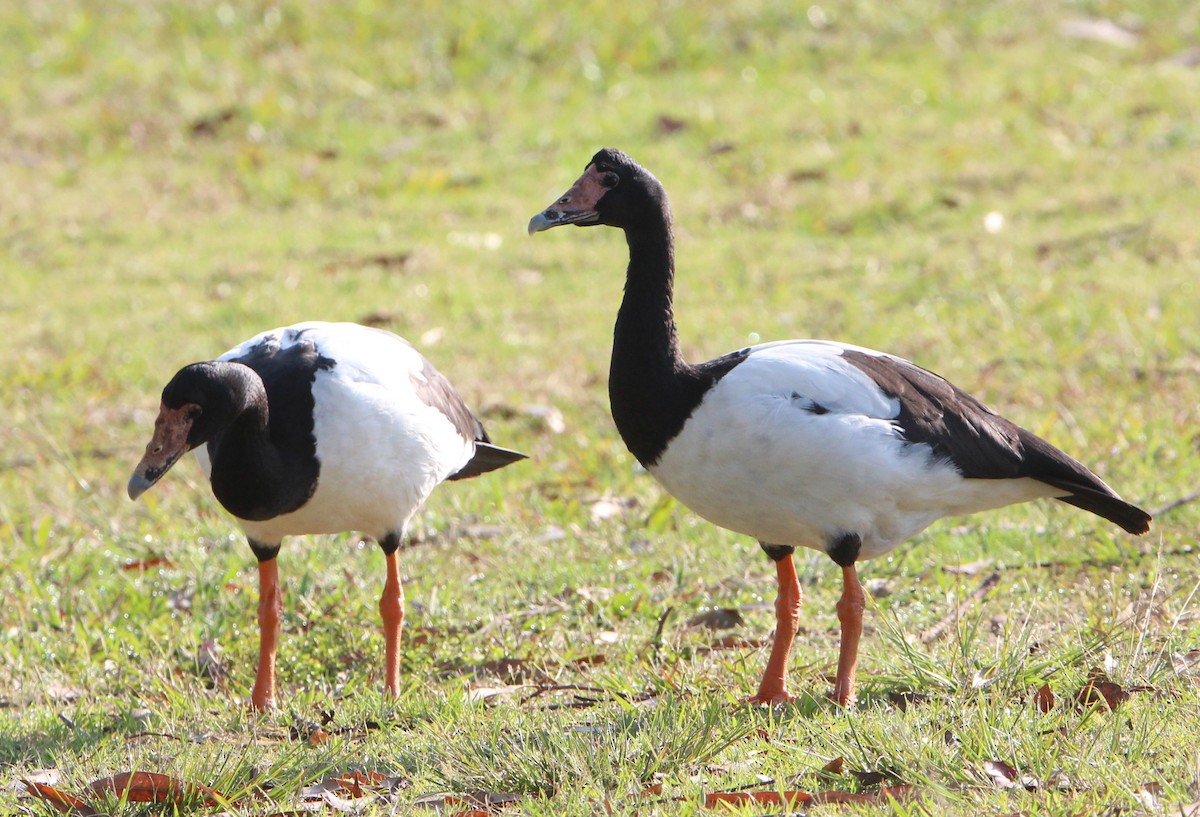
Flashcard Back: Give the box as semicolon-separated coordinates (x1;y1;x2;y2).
686;608;745;631
87;772;219;805
123;556;174;571
415;791;520;813
1136;782;1163;811
1074;669;1129;711
569;653;608;667
811;785;916;806
888;690;929;711
21;780;96;815
302;771;392;801
18;769;63;788
657;115;687;134
1035;683;1055;713
704;790;811;808
189;107;237;137
1173;649;1200;675
702;634;769;651
983;760;1038;791
820;756;845;776
848;770;890;788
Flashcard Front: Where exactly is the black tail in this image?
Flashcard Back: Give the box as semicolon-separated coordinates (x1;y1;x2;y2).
448;442;528;481
1019;428;1152;535
1054;489;1152;535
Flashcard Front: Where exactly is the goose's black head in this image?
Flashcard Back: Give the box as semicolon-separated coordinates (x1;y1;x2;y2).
128;361;263;500
528;148;669;235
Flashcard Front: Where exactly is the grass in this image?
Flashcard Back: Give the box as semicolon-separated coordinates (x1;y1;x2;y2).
2;0;1199;814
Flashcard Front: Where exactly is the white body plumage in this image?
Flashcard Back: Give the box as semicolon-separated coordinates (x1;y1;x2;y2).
194;321;477;544
650;340;1060;559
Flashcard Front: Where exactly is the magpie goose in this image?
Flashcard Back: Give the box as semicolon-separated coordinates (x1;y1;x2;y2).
528;148;1150;706
129;321;526;711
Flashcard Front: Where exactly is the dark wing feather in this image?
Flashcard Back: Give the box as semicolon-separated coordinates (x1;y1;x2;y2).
841;349;1150;534
410;358;527;481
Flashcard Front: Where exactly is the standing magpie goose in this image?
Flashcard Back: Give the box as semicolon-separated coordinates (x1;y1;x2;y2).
528;148;1150;706
129;321;526;711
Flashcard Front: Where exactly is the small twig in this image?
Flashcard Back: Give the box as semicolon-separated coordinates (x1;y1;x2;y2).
648;606;674;662
919;572;1001;644
1149;489;1200;518
126;731;183;742
520;684;628;706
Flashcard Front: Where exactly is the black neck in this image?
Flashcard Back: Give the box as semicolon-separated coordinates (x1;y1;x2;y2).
203;365;316;521
608;215;709;466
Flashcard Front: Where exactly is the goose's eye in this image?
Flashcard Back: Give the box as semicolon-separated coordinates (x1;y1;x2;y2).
600;172;619;188
186;406;203;420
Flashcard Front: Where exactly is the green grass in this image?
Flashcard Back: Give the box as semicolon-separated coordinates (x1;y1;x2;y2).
2;1;1199;814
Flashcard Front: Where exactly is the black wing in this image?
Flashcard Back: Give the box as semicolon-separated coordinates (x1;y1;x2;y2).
410;358;527;481
841;349;1150;534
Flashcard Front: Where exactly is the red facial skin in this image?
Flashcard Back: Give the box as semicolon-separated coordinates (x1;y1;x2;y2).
128;403;197;499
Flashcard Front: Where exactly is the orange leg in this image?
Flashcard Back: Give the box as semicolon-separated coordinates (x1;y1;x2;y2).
378;550;406;697
830;564;865;706
251;558;283;712
749;553;803;704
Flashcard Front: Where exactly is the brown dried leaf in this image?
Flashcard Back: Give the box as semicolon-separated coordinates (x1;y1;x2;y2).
1136;782;1163;811
704;790;811;808
302;771;392;801
21;780;97;815
849;770;889;787
1035;683;1055;713
123;556;174;571
821;756;845;776
686;608;745;631
810;785;916;806
983;760;1038;790
703;634;768;651
888;690;929;711
1074;669;1130;711
657;115;687;134
87;771;219;805
1173;649;1200;675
